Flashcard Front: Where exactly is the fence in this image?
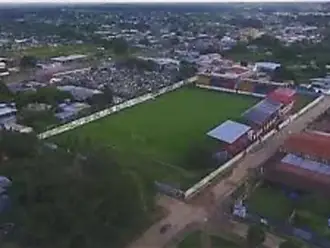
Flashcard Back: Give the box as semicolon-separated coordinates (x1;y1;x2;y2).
184;95;325;200
196;84;266;98
38;76;197;140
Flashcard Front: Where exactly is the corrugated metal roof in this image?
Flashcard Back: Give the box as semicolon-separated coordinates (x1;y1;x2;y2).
267;87;296;105
207;120;251;144
265;162;330;193
275;162;330;186
242;99;282;126
0;106;17;117
283;132;330;161
282;153;330;176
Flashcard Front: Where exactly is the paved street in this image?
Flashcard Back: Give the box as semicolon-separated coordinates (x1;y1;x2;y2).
128;96;330;248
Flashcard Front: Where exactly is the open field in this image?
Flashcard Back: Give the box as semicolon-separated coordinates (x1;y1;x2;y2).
54;87;257;188
247;182;330;239
178;231;241;248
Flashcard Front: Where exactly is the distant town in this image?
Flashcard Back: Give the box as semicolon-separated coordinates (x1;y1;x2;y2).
1;3;330;248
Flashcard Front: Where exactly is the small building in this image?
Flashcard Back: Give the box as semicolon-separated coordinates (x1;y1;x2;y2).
207;120;252;156
3;123;33;133
50;54;88;64
253;62;281;73
265;152;330;195
267;87;296;115
55;102;90;123
57;85;102;101
280;132;330;163
0;104;17;125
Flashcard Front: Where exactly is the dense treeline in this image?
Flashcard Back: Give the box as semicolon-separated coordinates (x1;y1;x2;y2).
0;131;155;248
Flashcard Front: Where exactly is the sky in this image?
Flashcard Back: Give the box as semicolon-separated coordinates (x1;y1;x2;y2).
0;0;327;4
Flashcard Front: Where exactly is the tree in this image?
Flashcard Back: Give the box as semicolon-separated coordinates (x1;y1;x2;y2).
0;81;12;96
0;130;39;159
0;80;13;102
246;224;265;248
17;109;57;132
19;55;37;68
178;61;197;81
272;66;296;82
88;86;114;109
279;239;302;248
14;87;72;109
111;38;129;55
0;133;155;248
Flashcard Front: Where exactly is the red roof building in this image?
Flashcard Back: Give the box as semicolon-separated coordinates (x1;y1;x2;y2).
282;132;330;161
226;66;250;75
267;87;296;105
265;161;330;195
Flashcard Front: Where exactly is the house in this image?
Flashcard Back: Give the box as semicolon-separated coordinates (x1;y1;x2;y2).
265;132;330;195
50;54;88;64
57;85;102;101
253;62;281;73
0;104;17;125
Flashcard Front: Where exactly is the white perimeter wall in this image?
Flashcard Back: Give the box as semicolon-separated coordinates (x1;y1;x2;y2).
38;76;197;139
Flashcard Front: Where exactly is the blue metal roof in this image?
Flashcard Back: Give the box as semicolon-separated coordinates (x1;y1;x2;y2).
242;99;282;126
282;153;330;176
207;120;251;144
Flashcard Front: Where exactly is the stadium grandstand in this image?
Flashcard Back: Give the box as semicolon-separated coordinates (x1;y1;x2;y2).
207;120;252;159
242;98;282;138
264;131;330;195
241;87;296;139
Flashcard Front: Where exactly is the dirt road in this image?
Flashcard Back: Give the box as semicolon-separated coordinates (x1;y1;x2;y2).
128;96;330;248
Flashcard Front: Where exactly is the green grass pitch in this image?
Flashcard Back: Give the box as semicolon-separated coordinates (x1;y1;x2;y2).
54;87;258;188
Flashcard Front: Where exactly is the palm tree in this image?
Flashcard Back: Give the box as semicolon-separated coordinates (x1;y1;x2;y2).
246;224;266;248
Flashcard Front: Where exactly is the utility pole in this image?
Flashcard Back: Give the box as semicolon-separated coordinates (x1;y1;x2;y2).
201;217;211;248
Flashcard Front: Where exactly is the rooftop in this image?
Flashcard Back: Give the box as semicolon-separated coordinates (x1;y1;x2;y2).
254;62;281;71
242;99;282;126
267;87;296;105
207;120;251;144
51;54;88;63
283;132;330;161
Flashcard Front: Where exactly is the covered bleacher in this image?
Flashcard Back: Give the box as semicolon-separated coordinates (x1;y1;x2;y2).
207;120;251;156
242;99;282;127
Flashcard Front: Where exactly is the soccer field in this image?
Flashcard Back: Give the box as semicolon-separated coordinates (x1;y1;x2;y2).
55;87;258;188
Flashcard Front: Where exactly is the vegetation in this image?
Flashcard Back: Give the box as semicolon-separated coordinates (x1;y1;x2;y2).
247;184;293;221
54;87;257;189
279;239;302;248
178;231;240;248
19;55;37;68
0;131;155;248
15;87;72;109
246;224;265;248
225;33;330;83
0;80;14;102
247;183;330;239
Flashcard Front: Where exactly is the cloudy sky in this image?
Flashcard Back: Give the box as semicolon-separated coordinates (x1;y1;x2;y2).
0;0;326;3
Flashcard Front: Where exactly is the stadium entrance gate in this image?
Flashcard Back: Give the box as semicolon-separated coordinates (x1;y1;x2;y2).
154;181;185;200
